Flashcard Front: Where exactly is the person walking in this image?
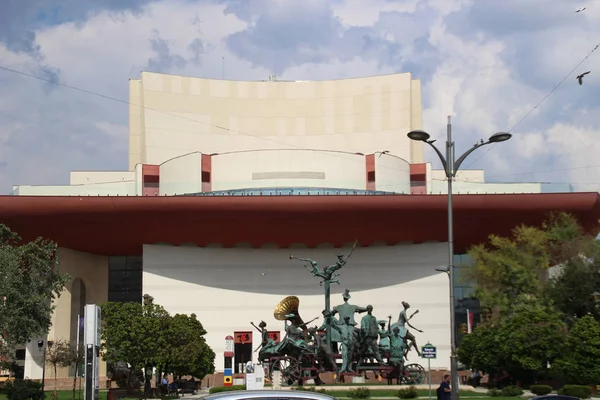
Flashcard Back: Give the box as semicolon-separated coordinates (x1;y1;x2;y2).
437;375;452;400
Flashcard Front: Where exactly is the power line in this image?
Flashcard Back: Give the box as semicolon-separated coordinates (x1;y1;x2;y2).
0;64;415;175
463;40;600;169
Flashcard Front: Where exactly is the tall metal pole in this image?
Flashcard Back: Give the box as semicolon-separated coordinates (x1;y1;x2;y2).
41;344;47;393
446;116;459;400
324;281;332;347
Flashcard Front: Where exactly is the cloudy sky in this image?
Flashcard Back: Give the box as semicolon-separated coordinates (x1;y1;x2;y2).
0;0;599;194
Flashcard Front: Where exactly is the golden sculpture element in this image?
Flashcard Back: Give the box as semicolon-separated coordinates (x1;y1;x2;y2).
274;295;305;328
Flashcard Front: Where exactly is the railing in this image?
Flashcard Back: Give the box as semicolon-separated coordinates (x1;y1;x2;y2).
176;187;398;197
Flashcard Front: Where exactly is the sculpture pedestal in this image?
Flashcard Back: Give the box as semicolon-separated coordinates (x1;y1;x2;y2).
272;371;282;390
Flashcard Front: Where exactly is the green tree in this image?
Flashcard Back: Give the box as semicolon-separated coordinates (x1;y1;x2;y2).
457;323;505;377
553;315;600;384
69;342;84;400
464;213;597;321
0;225;70;357
45;340;74;395
163;313;215;379
458;301;566;381
547;252;600;323
465;225;551;319
100;301;170;387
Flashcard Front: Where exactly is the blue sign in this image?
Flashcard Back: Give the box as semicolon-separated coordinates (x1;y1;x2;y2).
224;368;232;376
421;344;437;359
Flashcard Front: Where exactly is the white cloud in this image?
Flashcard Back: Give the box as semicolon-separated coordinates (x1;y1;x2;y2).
0;0;599;193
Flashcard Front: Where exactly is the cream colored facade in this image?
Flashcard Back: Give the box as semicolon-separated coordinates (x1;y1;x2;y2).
12;71;571;196
128;72;425;169
143;243;451;371
24;249;108;380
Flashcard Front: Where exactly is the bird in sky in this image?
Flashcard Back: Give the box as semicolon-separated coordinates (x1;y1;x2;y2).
576;71;591;85
575;7;586;12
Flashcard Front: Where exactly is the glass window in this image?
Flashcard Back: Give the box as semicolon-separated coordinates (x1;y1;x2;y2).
108;256;143;303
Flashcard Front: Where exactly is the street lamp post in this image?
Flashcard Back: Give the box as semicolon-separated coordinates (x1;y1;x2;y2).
38;340;54;394
407;116;511;400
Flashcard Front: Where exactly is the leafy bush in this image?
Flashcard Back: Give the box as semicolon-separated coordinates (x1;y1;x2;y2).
3;380;45;400
500;385;524;397
208;385;246;394
530;385;553;396
558;384;592;399
348;387;371;399
487;388;502;397
397;386;418;399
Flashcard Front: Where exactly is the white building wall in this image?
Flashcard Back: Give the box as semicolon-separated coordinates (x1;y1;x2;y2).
431;169;485;183
13;181;136;196
211;150;367;192
428;180;542;194
134;164;143;195
23;338;45;380
142;243;450;371
70;171;135;185
133;72;424;167
374;154;411;193
159;152;203;195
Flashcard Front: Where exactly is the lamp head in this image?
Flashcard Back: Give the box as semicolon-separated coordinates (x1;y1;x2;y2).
407;130;431;142
488;132;512;143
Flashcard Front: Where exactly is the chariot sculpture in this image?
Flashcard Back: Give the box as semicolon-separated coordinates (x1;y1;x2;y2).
249;241;426;385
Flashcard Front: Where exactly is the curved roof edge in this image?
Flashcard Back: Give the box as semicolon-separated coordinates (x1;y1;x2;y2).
0;192;598;217
138;70;416;84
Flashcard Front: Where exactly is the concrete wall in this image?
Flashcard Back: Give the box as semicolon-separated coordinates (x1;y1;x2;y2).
70;171;136;185
427;180;543;194
13;182;136;196
374;153;411;193
430;169;485;183
130;72;424;167
211;150;368;192
24;248;109;380
159;152;203;195
142;243;450;371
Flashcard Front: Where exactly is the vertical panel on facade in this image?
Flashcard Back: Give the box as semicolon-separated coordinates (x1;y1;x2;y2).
233;331;253;374
108;256;143;303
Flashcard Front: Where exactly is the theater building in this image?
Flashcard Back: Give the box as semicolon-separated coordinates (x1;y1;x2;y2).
3;71;599;384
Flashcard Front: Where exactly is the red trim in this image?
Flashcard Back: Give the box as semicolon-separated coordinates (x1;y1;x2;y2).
410;163;427;195
0;193;598;255
268;331;280;343
234;331;252;344
201;154;212;193
142;164;160;196
366;154;375;191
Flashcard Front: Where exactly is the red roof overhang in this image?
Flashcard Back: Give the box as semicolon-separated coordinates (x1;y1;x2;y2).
0;192;598;256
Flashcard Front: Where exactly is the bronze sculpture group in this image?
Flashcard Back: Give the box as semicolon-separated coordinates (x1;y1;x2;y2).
249;244;426;385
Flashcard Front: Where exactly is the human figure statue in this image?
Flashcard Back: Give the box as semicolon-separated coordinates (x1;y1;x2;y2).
331;316;356;373
251;320;278;360
307;325;339;375
332;289;368;329
396;301;423;357
319;309;341;352
358;305;384;366
377;319;390;353
387;316;406;368
276;313;318;354
290;240;358;282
